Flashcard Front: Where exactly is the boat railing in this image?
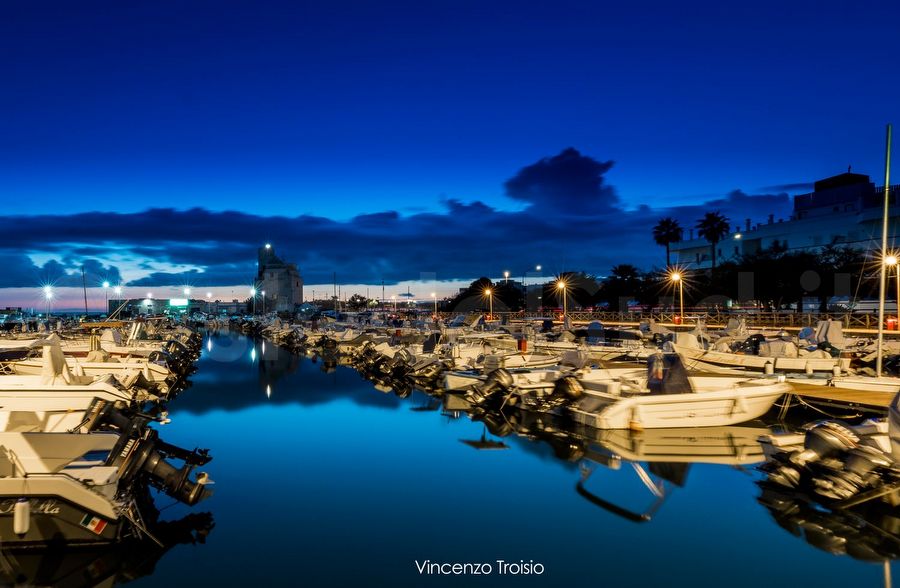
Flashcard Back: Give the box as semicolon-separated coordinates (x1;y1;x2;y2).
434;310;900;330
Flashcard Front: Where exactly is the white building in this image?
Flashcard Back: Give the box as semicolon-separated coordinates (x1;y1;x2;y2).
671;171;900;269
257;244;303;312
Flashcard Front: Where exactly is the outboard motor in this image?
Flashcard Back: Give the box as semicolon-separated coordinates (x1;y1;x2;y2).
468;368;514;406
646;353;693;395
734;334;766;355
109;428;212;506
890;392;900;461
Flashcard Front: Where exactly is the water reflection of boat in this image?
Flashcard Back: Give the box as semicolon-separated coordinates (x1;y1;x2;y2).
460;427;509;450
0;485;214;587
475;410;770;523
758;483;900;564
499;410;770;466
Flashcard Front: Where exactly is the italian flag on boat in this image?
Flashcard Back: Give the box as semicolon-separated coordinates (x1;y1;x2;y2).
80;514;108;534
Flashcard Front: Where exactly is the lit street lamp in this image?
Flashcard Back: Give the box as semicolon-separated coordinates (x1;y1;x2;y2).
556;280;567;321
391;295;396;311
431;292;437;318
670;271;684;323
887;256;899;318
102;281;110;317
503;270;509;284
261;290;266;314
183;287;191;296
43;285;53;324
206;291;212;314
484;288;493;320
250;287;257;314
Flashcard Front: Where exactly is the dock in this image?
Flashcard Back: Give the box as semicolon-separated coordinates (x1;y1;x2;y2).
788;382;893;412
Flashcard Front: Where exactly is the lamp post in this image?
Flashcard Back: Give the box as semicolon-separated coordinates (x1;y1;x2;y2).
43;285;52;325
431;292;437;318
102;281;110;317
556;280;567;321
503;270;509;285
391;295;396;311
250;287;257;315
671;271;684;323
261;290;266;314
206;292;212;315
485;288;493;320
522;265;541;311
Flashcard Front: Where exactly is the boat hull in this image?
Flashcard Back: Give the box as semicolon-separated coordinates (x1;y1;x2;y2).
569;383;789;429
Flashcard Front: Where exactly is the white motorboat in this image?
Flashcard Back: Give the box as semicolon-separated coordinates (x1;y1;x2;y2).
568;377;789;430
667;341;850;374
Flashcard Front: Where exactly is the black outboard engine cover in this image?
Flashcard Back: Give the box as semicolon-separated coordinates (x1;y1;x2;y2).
734;334;766;355
646;353;694;395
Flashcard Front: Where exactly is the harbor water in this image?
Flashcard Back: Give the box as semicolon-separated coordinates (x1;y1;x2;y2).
130;329;893;587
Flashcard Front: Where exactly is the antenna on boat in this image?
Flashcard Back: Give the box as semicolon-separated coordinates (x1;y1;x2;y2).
876;123;893;377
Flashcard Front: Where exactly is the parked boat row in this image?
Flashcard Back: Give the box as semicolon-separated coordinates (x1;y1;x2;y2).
0;319;213;559
245;314;800;430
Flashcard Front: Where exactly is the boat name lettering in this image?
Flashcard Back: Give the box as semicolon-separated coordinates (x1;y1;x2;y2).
0;498;60;515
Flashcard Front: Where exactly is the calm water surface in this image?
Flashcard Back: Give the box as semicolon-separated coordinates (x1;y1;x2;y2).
128;329;893;587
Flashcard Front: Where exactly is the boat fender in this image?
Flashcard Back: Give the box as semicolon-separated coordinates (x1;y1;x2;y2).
13;498;29;536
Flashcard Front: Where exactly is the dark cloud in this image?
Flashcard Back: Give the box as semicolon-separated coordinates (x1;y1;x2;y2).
0;150;796;287
0;254;122;288
758;182;814;193
504;147;618;213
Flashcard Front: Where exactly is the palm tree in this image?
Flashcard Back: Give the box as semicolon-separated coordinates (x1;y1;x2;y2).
696;211;731;269
652;217;683;267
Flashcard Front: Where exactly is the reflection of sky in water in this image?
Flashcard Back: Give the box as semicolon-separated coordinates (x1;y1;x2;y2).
131;330;892;587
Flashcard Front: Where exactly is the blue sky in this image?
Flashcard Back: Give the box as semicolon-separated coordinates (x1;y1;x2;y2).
1;0;898;306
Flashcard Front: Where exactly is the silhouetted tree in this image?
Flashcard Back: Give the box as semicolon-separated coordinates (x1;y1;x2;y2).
696;211;731;269
652;217;683;267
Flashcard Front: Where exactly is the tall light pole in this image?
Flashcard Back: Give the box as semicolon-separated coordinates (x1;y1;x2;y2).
102;281;110;317
671;271;684;323
485;288;493;320
112;285;121;317
431;292;437;318
250;287;257;314
888;257;900;321
556;280;567;321
206;291;212;314
391;295;396;311
261;290;266;314
503;270;509;285
43;285;52;324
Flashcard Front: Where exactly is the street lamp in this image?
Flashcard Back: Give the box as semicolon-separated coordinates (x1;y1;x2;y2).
503;270;509;284
887;256;899;318
484;288;493;320
43;285;53;324
431;292;437;318
183;287;191;296
250;287;257;314
391;295;396;311
670;271;684;323
556;280;567;320
261;290;266;314
102;281;110;317
206;291;212;314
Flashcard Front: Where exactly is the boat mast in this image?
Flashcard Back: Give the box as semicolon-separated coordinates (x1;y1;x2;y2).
877;123;892;377
82;265;89;316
